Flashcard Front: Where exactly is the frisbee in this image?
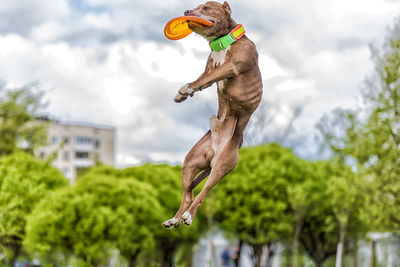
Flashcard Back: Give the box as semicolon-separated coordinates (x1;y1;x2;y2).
164;16;213;40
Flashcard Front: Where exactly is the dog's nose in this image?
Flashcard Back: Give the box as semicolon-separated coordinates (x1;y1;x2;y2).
184;10;194;16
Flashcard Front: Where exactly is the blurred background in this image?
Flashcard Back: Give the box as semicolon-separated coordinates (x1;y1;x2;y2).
1;0;400;266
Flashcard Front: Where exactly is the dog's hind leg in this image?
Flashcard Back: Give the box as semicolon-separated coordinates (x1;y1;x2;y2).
162;130;213;228
182;137;239;225
182;114;251;225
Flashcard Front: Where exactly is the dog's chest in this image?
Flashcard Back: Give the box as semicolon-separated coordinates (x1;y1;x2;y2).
210;48;230;91
210;48;229;67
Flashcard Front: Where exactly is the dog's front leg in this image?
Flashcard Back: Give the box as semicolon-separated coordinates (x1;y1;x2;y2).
174;81;213;103
192;61;241;87
174;57;215;103
174;80;214;102
174;61;245;103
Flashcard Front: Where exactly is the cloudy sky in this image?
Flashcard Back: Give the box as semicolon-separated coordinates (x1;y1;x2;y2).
1;0;399;166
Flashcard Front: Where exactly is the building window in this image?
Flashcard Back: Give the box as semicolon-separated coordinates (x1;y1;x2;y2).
40;152;46;159
63;151;70;161
75;151;89;159
75;136;92;145
63;167;69;176
63;137;69;145
51;136;57;145
95;139;100;148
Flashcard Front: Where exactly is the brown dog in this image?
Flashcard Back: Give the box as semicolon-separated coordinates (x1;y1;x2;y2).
163;1;262;228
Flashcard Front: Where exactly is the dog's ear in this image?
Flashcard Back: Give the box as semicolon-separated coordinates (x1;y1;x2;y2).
223;1;231;16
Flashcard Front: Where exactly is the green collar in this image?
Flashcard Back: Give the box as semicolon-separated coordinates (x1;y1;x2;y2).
209;24;245;52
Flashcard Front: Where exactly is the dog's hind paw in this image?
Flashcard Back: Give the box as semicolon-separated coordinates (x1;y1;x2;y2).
162;217;181;228
182;211;193;225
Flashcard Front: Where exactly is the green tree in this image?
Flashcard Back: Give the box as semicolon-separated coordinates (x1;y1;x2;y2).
86;163;208;267
25;174;161;267
297;161;338;267
326;164;363;267
287;160;320;267
0;152;68;266
298;161;367;267
316;17;400;231
0;83;48;156
212;144;305;267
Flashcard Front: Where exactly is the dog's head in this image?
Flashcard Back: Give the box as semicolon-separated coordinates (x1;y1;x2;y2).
184;1;235;40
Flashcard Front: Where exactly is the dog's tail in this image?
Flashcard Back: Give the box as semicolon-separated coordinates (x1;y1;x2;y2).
189;169;211;190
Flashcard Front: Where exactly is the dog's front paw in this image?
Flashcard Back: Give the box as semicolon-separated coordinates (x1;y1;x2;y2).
178;84;195;96
182;211;193;225
174;93;188;103
174;84;195;103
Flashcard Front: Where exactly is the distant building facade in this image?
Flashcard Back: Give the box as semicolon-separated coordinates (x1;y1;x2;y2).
35;120;115;183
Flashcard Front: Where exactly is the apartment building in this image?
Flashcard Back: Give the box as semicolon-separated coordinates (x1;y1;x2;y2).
35;120;115;183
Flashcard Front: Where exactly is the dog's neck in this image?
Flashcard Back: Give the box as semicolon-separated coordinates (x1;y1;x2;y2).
207;18;238;41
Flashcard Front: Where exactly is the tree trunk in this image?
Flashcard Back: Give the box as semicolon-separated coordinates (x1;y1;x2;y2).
128;250;141;267
186;256;193;267
162;248;175;267
10;245;21;267
234;240;243;267
335;242;344;267
315;239;325;267
371;240;377;267
353;238;358;267
335;224;346;267
292;216;304;267
90;260;101;267
252;244;263;267
265;243;274;267
207;210;218;267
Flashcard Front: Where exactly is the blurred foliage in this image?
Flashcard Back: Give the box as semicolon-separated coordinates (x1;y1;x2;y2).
211;144;369;267
0;152;68;266
0;83;48;156
0;147;372;267
83;164;208;266
212;143;301;266
25;174;161;267
299;160;368;267
317;17;400;232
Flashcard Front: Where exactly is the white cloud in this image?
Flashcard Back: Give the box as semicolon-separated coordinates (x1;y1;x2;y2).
275;79;316;94
0;0;69;17
133;36;209;84
258;53;289;80
30;22;66;43
83;13;114;31
0;0;70;36
0;34;31;56
83;0;194;9
328;0;396;16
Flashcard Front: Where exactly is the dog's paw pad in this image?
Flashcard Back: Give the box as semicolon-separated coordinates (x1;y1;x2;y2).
162;217;180;228
182;211;193;225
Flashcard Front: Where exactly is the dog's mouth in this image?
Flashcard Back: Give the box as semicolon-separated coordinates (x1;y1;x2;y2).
187;19;214;29
199;15;216;26
185;13;216;28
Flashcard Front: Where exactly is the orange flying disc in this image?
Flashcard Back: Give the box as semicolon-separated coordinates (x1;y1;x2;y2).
164;16;213;40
